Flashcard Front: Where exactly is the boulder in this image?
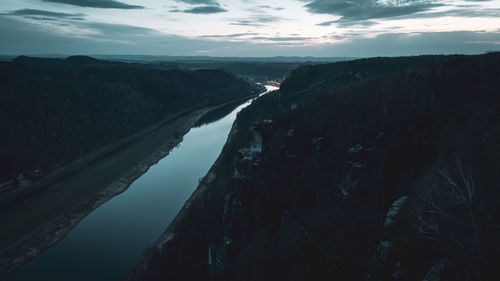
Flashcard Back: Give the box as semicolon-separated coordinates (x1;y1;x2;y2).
384;196;409;231
348;144;363;154
422;259;450;281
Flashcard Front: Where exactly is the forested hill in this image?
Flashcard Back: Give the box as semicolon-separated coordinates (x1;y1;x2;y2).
130;53;500;281
0;56;252;182
278;54;460;106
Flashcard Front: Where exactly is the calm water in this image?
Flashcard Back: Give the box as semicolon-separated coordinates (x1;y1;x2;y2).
8;86;277;281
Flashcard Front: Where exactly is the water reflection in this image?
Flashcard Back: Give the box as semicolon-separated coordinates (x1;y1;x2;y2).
8;85;276;281
194;100;242;128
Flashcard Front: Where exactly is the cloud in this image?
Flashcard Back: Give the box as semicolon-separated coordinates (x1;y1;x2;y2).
0;16;314;56
251;36;311;42
1;11;498;57
199;33;259;38
174;0;218;4
311;0;500;26
229;20;257;26
318;20;377;27
83;22;158;37
300;0;442;23
0;9;85;19
252;15;282;23
230;15;284;27
0;16;223;54
170;5;227;14
398;7;500;19
258;5;285;11
325;30;500;56
42;0;144;9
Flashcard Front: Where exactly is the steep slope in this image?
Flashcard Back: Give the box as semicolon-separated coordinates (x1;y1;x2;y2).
211;53;500;281
129;53;500;281
0;56;252;184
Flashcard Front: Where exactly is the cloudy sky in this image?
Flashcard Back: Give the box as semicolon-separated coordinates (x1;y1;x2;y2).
0;0;499;56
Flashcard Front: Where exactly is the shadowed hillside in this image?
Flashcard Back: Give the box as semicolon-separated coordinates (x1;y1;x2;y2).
130;53;500;281
0;56;252;184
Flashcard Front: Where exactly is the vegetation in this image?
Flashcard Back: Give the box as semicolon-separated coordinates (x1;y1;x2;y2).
223;53;500;281
0;56;252;183
131;53;500;281
187;61;300;82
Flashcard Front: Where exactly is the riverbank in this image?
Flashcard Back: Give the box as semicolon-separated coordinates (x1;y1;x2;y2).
0;95;256;280
127;86;278;280
0;107;207;212
127;113;242;281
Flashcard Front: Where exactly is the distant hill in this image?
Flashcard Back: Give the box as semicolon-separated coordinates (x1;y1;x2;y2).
0;56;252;182
92;55;355;63
10;55;135;69
1;55;356;82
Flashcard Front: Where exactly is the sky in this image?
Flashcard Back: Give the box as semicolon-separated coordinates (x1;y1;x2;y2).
0;0;499;57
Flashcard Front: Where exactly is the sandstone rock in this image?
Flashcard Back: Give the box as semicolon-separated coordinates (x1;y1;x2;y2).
208;243;228;274
384;196;409;230
422;259;450;281
348;144;363;154
377;240;394;265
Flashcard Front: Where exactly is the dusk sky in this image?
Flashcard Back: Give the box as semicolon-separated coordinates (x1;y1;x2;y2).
0;0;499;56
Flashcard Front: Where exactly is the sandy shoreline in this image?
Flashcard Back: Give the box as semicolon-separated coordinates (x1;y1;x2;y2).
0;103;228;280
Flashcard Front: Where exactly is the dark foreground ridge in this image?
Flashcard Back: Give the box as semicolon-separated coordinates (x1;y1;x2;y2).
130;53;500;281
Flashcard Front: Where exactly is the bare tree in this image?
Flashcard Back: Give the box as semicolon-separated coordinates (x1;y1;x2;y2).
416;157;485;280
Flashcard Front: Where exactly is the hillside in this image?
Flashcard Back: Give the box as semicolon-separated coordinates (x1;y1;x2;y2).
0;56;252;184
130;53;500;281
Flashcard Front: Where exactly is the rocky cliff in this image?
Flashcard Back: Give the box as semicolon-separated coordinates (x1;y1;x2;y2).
130;53;500;281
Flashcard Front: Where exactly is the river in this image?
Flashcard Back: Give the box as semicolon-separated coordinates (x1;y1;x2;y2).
7;85;277;281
